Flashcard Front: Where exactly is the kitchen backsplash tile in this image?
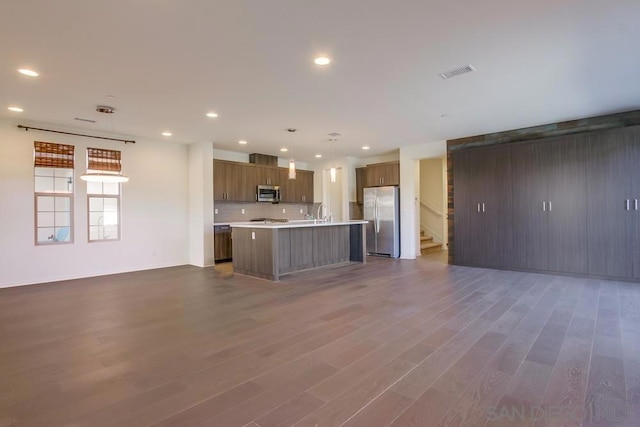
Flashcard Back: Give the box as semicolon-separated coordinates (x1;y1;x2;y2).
214;202;312;222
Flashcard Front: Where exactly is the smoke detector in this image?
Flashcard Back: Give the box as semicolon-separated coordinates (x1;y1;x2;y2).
439;64;476;80
287;128;297;132
328;132;342;137
96;105;115;114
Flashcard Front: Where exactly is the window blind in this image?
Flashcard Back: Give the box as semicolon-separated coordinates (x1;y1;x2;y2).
87;147;122;172
34;141;75;168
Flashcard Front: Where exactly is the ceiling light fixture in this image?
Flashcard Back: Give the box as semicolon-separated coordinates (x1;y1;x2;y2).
162;131;172;137
362;146;370;150
286;128;297;180
18;68;39;77
80;173;129;183
330;167;337;183
8;106;24;112
315;154;322;158
206;112;218;118
280;148;288;152
238;140;247;145
314;56;331;66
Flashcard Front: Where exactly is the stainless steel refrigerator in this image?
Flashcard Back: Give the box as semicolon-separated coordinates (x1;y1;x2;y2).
364;186;400;258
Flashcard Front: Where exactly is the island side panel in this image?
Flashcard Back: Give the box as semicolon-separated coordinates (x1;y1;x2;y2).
349;223;366;263
277;228;292;274
251;228;276;280
290;228;315;271
232;228;253;273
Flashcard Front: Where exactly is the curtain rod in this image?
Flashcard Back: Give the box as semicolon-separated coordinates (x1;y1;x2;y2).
17;125;136;144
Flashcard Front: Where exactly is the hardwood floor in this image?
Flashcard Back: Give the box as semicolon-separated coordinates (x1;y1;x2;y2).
1;253;638;426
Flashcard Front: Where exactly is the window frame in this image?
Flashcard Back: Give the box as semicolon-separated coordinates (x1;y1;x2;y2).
87;184;121;243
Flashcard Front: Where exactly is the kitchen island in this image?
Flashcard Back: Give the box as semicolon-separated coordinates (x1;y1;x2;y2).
231;220;368;281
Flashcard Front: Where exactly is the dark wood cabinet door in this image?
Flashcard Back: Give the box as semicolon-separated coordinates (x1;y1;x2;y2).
238;163;256;202
365;162;399;187
213;160;227;200
356;167;366;204
298;170;314;203
631;128;640;279
511;142;549;270
290;228;314;269
279;168;295;202
476;146;512;268
586;129;635;278
546;136;588;274
452;150;482;265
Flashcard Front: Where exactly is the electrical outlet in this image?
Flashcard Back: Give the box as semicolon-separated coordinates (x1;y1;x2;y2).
282;208;286;213
241;208;245;214
214;208;218;215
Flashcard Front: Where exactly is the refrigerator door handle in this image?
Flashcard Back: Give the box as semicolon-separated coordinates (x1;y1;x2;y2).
375;198;380;233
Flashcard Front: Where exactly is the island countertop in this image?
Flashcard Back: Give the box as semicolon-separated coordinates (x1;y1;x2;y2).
230;220;368;229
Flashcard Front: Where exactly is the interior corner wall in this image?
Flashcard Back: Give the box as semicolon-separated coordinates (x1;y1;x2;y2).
189;141;214;267
0;118;190;288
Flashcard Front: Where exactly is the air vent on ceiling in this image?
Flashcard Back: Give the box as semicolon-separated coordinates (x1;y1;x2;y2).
74;117;96;123
439;64;476;80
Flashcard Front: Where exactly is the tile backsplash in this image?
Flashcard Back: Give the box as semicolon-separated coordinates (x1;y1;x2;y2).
214;202;313;223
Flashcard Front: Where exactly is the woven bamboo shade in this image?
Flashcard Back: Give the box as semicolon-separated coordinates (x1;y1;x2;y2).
87;147;122;172
34;141;75;168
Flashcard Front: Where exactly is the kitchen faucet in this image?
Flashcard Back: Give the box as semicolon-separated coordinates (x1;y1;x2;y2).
317;203;326;222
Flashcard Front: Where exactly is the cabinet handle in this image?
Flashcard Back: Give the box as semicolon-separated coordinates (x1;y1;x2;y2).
543;201;546;212
635;199;638;210
549;201;552;212
477;203;480;213
482;203;485;212
626;199;630;211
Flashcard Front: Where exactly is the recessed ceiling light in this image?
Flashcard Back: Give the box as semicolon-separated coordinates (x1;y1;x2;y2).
238;140;247;145
8;106;24;112
362;146;370;150
314;56;331;66
162;132;172;137
206;112;218;118
280;148;288;152
315;154;322;158
18;68;39;77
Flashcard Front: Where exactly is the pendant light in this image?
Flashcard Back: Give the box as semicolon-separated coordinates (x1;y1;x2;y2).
330;166;337;183
80;105;130;183
287;128;297;180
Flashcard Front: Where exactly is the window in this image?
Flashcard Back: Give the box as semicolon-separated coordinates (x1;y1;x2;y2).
34;141;74;245
85;148;123;241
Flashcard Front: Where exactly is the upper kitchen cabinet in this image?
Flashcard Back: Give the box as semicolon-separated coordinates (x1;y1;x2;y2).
255;165;279;186
365;161;400;187
511;136;588;274
295;170;314;203
213;160;256;202
355;167;366;204
453;146;512;268
280;169;313;203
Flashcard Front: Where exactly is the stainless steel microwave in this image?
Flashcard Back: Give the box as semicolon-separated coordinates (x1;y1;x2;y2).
257;185;280;203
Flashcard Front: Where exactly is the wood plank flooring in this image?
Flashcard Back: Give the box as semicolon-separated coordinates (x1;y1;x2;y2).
1;254;639;426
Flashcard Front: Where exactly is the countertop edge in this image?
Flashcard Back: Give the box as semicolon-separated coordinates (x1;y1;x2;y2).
228;220;368;229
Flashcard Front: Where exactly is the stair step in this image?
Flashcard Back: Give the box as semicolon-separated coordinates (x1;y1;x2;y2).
421;242;443;254
420;235;433;244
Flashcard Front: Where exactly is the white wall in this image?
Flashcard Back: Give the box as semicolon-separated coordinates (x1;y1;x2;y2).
399;141;446;259
0;118;190;288
189;142;214;267
312;157;351;219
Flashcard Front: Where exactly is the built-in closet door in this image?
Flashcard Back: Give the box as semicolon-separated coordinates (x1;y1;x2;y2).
586;128;635;278
511;142;549;270
453;146;512;268
546;136;588;274
631;128;640;280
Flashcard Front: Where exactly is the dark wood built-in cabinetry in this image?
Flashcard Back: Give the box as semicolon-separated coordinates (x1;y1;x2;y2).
453;146;512;269
213;160;256;201
214;160;314;203
355;161;399;204
451;125;640;281
366;161;400;187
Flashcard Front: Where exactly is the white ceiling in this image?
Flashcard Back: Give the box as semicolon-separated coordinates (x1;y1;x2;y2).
1;0;639;162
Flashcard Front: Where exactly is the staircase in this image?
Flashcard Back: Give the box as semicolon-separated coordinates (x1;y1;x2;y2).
420;230;442;254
